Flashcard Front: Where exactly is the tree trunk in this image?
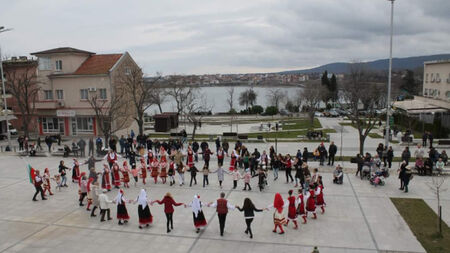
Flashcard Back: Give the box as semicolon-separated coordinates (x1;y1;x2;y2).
359;134;366;155
104;134;110;150
137;118;144;136
192;121;197;141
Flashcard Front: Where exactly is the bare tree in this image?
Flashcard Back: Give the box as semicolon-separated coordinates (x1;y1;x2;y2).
226;87;235;112
267;88;285;109
149;85;166;114
165;77;194;116
185;91;212;140
239;88;257;109
120;67;162;135
340;63;383;154
87;88;130;148
427;175;447;237
3;61;39;137
299;81;324;126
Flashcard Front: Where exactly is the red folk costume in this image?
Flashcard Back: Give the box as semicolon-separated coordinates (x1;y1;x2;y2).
286;190;298;229
43;168;53;196
229;151;238;171
315;184;326;213
101;164;112;190
122;161;130;188
72;159;80;183
146;151;154;167
271;193;286;234
86;177;94;210
112;162;121;187
297;192;307;223
305;188;317;219
187;148;194;168
151;159;159;184
159;161;167;183
140;160;147;185
159;147;168;163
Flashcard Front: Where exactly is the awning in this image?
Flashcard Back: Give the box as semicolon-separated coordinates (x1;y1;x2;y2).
0;115;17;121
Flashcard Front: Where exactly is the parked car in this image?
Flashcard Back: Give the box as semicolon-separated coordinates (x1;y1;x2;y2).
314;112;324;117
328;109;340;117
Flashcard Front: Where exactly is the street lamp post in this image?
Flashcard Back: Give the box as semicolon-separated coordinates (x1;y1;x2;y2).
384;0;395;148
0;26;13;151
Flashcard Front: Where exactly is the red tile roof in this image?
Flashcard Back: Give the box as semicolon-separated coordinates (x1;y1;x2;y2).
31;47;94;55
73;54;123;75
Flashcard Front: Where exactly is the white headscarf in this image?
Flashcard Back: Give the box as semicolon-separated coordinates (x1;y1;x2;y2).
115;189;123;206
191;195;201;218
137;189;148;208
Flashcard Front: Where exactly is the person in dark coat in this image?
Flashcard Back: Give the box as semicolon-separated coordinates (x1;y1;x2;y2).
236;198;263;239
327;142;337;166
78;138;86;157
302;147;309;162
401;147;411;165
398;161;407;190
88;138;94;157
386;146;394;168
318;143;327;166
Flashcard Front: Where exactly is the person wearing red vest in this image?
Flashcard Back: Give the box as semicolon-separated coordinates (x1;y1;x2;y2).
305;186;317;219
285;190;298;229
315;176;326;214
297;189;307;224
208;192;235;236
216;147;226;166
32;170;47;201
104;150;120;185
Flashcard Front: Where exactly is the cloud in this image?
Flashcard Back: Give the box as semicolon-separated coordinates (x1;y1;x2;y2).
0;0;449;74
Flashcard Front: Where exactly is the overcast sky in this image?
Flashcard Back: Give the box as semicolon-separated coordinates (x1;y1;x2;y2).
1;0;449;75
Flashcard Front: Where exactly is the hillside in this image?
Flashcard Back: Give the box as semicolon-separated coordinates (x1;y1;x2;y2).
280;54;450;74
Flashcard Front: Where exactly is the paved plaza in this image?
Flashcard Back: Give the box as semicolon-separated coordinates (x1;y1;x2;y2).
1;152;449;253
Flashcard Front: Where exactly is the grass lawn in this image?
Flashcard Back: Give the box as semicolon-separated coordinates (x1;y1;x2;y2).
368;133;383;139
247;128;336;139
281;118;322;130
391;198;450;253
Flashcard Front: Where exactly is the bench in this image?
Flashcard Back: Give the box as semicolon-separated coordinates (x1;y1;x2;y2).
438;139;450;146
238;135;248;140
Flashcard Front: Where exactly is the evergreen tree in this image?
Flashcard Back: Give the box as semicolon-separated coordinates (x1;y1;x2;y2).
321;70;330;88
400;70;420;95
329;74;338;102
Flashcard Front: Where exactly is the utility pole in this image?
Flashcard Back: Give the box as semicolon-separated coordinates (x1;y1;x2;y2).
384;0;395;148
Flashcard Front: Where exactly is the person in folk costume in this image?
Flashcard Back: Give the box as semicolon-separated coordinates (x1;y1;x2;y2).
285;190;299;229
115;189;130;225
186;195;207;233
86;177;94;211
121;161;130;188
153;192;184;233
208;192;236;236
159;159;168;184
72;158;80;183
236;198;264;239
112;162;121;189
134;189;153;229
151;157;160;184
159;146;168;164
32;170;47;201
305;184;317;219
101;163;112;191
297;188;307;224
42;168;53;196
140;157;147;185
216;146;226;166
229;149;240;171
258;150;270;169
104;149;120;185
187;147;195;168
145;150;155;167
131;165;139;187
266;193;288;234
242;168;252;191
78;173;88;206
90;181;100;216
168;160;176;186
315;176;326;214
176;162;187;186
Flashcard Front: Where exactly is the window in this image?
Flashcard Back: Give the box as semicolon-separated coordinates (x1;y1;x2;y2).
431;73;435;83
44;90;53;100
99;88;107;99
55;60;62;71
446;91;450;99
38;57;51;70
125;67;131;75
424;88;428;96
41;117;64;133
425;73;429;83
72;117;93;133
436;73;441;83
56;90;64;100
80;89;88;100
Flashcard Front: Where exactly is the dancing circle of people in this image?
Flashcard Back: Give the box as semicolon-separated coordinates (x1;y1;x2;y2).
31;145;327;238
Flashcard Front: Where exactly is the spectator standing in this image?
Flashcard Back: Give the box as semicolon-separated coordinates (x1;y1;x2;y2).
386;146;394;168
78;138;86;157
401;147;411;165
327;142;337;166
88;137;94;156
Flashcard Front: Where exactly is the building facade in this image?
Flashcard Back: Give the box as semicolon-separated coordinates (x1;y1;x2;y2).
423;59;450;101
31;47;138;137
